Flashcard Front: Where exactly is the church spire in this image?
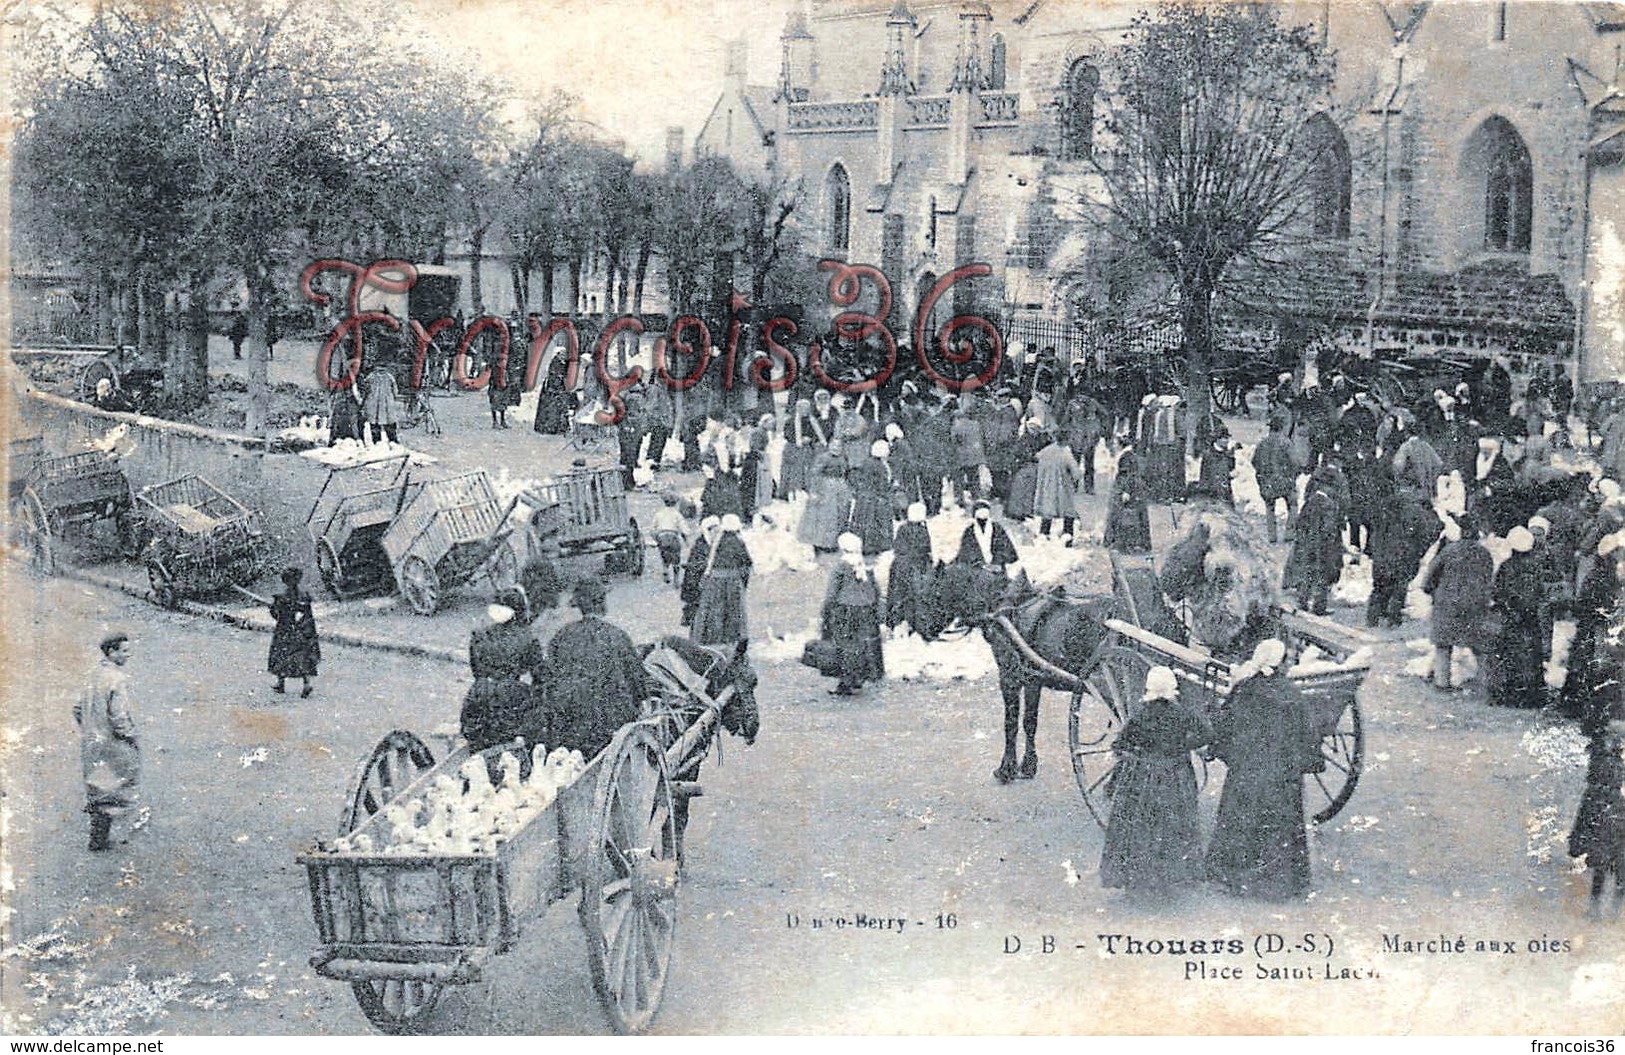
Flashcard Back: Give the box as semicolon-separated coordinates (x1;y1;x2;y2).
950;2;993;93
877;1;916;96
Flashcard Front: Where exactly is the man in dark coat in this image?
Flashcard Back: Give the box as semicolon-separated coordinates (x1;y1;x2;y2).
1344;445;1393;557
1285;469;1342;615
914;399;956;514
1252;413;1300;543
460;588;546;751
1062;387;1105;495
228;311;249;359
1366;485;1439;628
543;578;648;759
954;502;1018;573
1104;447;1152;554
1421;517;1495;692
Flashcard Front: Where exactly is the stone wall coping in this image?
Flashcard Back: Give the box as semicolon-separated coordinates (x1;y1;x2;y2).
23;387;267;450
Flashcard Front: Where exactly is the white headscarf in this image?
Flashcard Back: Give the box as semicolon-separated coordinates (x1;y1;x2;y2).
1143;666;1179;702
837;532;868;580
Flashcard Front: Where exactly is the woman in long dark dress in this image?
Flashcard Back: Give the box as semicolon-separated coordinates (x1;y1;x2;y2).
1104;446;1152;553
679;517;718;628
1486;526;1546;708
820;533;885;695
1100;666;1212;895
1569;715;1625;917
887;503;934;632
268;567;320;697
691;514;753;646
846;440;896;556
1206;638;1322;900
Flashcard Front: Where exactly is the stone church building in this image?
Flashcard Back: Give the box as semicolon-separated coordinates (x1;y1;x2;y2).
695;0;1625;384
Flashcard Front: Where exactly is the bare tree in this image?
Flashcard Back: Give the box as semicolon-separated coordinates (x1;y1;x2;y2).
1090;2;1338;424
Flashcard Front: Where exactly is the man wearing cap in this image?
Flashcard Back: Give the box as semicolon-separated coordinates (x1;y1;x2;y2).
1487;525;1546;708
461;589;546;751
76;632;141;851
543;578;647;759
1366;484;1440;628
954;501;1018;574
1253;412;1300;542
692;513;753;647
1285;468;1342;615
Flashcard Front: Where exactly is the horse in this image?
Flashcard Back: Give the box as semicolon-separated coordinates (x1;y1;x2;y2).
639;636;759;845
918;561;1125;785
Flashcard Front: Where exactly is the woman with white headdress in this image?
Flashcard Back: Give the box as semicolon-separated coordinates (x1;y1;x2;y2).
778;399;819;499
799;439;854;552
679;516;720;628
887;502;934;633
847;439;896;555
820;533;885;695
1099;665;1212;896
1205;638;1322;900
1486;525;1546;708
691;513;753;647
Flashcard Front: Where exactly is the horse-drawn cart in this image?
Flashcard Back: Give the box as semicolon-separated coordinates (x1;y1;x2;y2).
520;463;643;577
1061;555;1370;827
9;439;139;572
136;474;269;607
296;640;754;1034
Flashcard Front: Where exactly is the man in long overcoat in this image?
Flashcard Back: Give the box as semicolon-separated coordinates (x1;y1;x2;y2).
1032;431;1082;539
1366;485;1439;628
1421;518;1495;691
544;578;648;759
1252;413;1300;542
1285;470;1343;615
76;632;141;851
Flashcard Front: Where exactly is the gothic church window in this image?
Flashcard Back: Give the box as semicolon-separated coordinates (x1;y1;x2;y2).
1061;60;1099;161
1475;116;1532;252
1304;115;1351;239
826;164;851;253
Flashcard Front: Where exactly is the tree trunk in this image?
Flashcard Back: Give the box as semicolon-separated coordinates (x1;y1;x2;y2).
569;255;583;318
1181;281;1214;458
510;262;526;315
95;272;116;345
541;254;556;317
135;275;154;360
245;259;273;437
633;241;652;315
468;226;485;313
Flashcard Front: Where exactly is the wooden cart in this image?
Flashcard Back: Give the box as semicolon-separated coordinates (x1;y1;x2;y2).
381;471;521;615
135;474;269;607
306;456;419;599
1059;554;1370;827
297;643;744;1034
520;464;643;578
10;443;139;572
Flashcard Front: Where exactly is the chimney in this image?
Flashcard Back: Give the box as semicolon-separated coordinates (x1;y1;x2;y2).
725;38;748;84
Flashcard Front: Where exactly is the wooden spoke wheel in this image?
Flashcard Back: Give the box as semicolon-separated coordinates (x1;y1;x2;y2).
1309;697;1364;824
315;539;343;596
350;978;444;1035
148;562;179;609
579;724;680;1035
397;554;441;616
625;518;645;578
78;360;119;405
1069;646;1153;829
485;541;518;592
340;730;437;835
14;489;53;573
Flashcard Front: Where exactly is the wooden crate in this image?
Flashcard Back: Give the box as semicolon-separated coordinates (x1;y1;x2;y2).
381;472;503;568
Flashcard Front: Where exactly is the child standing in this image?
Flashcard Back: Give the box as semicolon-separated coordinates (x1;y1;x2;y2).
1569;715;1625;918
1100;665;1212;898
652;493;688;587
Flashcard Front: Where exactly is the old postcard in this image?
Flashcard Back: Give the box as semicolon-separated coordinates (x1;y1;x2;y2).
3;0;1623;1037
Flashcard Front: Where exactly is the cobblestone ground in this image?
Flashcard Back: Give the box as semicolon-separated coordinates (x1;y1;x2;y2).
1;340;1620;1034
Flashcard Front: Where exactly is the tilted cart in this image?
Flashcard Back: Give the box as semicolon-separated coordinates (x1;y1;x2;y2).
381;470;521;615
306;455;419;599
10;443;139;572
296;643;744;1034
135;474;269;607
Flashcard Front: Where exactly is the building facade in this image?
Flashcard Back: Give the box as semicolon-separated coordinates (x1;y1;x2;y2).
695;0;1625;383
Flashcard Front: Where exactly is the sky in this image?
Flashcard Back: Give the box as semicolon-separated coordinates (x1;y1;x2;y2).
405;0;795;166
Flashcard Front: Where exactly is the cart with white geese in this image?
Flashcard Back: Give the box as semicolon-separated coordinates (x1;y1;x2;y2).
296;639;755;1035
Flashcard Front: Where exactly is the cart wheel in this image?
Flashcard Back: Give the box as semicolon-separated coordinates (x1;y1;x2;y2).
397;554;441;616
1309;697;1364;824
148;562;178;609
15;489;53;573
350;979;444;1035
315;539;343;596
625;518;645;578
79;360;118;405
486;541;519;592
579;724;680;1035
340;730;437;835
1069;646;1153;829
